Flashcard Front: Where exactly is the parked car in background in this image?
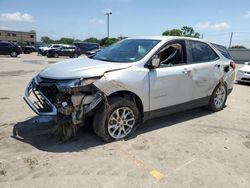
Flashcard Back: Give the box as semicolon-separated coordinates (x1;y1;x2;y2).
0;41;22;57
47;45;81;58
86;48;102;56
24;36;235;141
34;42;46;52
236;61;250;83
38;44;67;56
73;42;99;54
22;45;35;54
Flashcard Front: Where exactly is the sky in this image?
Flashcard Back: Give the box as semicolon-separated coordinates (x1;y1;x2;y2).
0;0;250;47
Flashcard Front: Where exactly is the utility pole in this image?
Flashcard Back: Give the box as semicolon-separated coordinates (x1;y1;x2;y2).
104;11;112;38
229;32;233;48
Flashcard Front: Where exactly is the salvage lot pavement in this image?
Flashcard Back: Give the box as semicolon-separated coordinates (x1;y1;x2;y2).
0;54;249;188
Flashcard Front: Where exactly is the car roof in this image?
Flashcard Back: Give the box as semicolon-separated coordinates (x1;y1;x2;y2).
127;36;225;47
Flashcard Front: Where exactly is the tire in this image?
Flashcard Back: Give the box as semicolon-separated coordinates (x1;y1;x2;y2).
10;51;18;57
73;53;78;58
53;53;59;58
208;83;227;112
93;97;140;142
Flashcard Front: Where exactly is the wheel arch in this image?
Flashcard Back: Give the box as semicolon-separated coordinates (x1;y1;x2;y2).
107;90;144;121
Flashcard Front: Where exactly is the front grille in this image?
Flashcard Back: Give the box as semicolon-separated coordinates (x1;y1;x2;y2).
35;76;60;104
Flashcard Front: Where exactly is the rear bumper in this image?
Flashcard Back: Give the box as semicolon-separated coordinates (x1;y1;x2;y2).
23;79;57;116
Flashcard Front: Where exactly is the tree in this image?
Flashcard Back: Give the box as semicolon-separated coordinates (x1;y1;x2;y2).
105;38;119;46
181;26;200;38
162;29;182;36
162;26;200;38
83;37;100;44
230;45;247;49
41;36;53;44
99;37;119;46
58;37;74;44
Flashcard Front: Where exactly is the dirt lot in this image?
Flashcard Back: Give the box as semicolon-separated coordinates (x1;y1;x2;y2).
0;54;249;188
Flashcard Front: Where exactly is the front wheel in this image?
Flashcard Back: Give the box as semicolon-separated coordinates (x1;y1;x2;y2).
93;97;139;142
53;53;59;58
208;84;227;111
10;51;18;57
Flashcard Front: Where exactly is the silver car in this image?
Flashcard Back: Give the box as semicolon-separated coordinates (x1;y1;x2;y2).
236;61;250;83
24;36;236;141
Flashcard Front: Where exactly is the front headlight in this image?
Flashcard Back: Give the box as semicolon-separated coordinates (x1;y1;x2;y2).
56;77;100;91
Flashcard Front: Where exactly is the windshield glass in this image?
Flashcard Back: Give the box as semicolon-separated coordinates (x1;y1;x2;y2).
92;39;160;63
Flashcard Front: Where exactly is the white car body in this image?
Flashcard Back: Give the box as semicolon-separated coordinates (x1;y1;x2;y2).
236;62;250;83
38;44;69;54
24;36;236;141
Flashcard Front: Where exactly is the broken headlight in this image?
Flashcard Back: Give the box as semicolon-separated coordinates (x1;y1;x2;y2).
56;77;100;91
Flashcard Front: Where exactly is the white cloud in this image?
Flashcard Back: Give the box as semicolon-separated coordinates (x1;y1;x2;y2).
88;18;105;25
195;22;230;31
0;12;34;22
0;26;18;30
244;11;250;18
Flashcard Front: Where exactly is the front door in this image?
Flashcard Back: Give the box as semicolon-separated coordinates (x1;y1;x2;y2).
149;40;195;112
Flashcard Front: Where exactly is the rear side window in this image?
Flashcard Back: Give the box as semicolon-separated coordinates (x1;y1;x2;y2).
212;43;232;59
189;41;218;63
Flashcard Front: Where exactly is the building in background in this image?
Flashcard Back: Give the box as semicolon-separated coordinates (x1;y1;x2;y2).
0;29;36;45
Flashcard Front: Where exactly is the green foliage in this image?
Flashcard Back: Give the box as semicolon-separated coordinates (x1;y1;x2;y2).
181;26;200;38
230;45;247;49
162;26;200;38
162;29;182;36
40;36;53;44
105;38;119;46
58;37;74;44
83;37;100;44
99;37;119;46
40;36;120;46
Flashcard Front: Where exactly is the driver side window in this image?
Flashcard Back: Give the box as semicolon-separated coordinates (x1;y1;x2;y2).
158;41;186;67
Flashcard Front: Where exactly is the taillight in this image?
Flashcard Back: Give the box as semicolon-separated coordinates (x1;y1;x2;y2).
230;61;236;70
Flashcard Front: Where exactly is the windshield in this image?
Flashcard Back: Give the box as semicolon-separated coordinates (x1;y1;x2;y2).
92;39;160;63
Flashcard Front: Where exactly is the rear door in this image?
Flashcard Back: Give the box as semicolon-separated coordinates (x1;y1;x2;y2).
186;40;224;99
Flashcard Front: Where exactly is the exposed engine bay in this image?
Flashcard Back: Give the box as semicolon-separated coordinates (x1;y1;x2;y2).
24;75;106;140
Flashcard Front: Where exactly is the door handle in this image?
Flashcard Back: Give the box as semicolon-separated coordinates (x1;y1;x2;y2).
182;69;191;74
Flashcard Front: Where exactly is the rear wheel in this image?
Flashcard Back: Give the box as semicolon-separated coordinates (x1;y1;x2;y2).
10;51;18;57
93;97;139;142
53;53;59;58
208;84;227;111
73;53;78;58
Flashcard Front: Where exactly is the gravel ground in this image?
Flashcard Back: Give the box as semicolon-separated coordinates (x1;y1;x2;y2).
0;54;249;188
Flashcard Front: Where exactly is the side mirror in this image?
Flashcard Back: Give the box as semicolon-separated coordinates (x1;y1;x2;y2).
150;55;160;68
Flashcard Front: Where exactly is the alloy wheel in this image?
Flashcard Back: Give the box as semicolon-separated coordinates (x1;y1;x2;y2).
107;107;135;139
214;85;226;109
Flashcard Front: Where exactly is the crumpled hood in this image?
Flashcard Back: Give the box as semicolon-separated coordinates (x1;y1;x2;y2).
39;57;133;79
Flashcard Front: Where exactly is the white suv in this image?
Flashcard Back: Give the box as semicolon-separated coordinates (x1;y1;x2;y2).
38;44;68;56
24;36;236;141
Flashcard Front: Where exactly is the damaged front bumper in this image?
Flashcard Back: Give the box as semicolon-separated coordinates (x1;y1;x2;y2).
23;79;57;116
23;77;104;126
